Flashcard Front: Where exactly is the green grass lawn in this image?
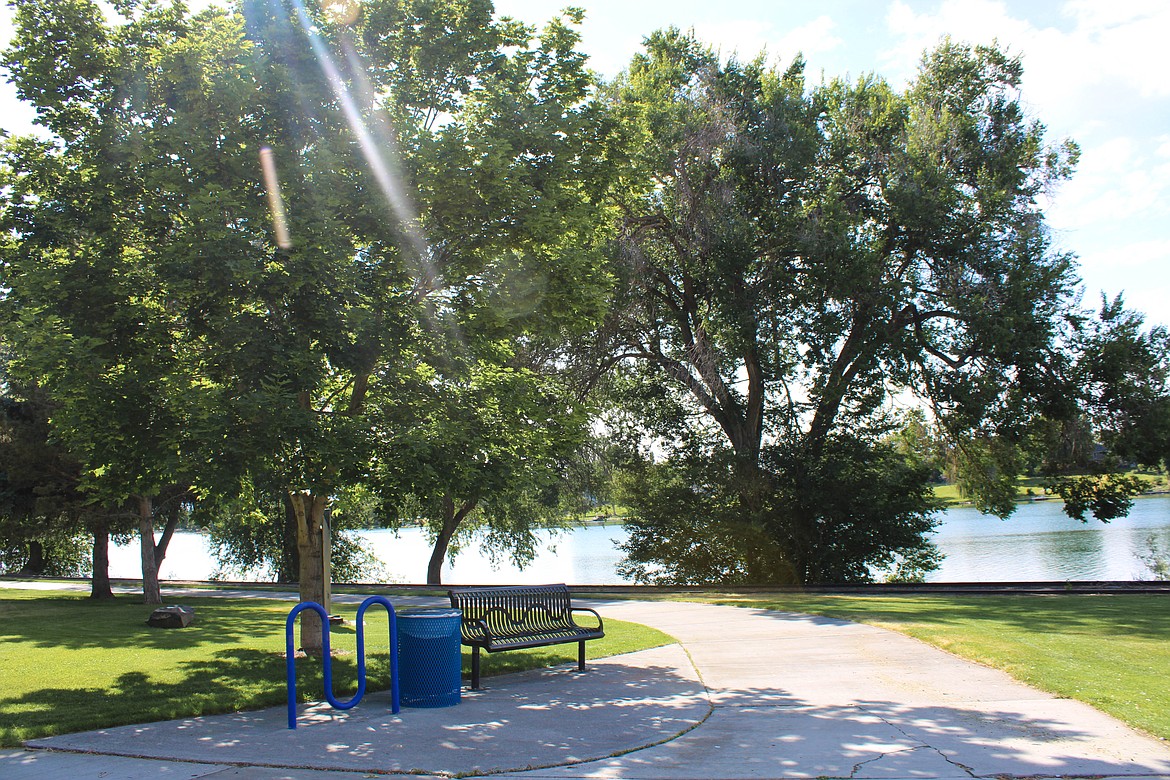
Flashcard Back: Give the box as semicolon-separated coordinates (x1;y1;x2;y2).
0;588;672;747
5;588;1168;749
693;592;1170;741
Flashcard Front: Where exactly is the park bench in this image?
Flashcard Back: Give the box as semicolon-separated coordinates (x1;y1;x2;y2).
447;583;605;689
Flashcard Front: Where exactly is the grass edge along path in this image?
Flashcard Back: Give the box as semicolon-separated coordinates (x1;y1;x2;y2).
0;588;673;747
688;592;1170;743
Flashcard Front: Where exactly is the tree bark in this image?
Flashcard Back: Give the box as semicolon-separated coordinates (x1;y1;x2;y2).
278;492;299;584
138;495;162;605
16;540;47;576
291;490;329;654
426;495;478;585
90;520;114;600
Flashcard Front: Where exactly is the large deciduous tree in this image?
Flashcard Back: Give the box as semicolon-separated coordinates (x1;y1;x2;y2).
2;0;614;639
374;342;593;584
603;32;1086;584
0;0;220;604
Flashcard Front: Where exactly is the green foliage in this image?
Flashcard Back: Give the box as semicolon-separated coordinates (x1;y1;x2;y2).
617;454;798;585
1136;534;1170;581
0;375;126;577
1042;473;1150;522
373;343;595;582
203;484;385;583
619;437;942;585
887;409;946;481
1073;296;1170;469
763;438;944;583
949;435;1026;517
0;534;90;577
878;545;946;584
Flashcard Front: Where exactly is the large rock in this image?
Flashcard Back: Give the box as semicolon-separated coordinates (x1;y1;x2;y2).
146;605;195;628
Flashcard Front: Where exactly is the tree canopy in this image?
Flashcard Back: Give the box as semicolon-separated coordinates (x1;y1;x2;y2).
601;31;1165;584
1;4;1166;594
1;0;614;625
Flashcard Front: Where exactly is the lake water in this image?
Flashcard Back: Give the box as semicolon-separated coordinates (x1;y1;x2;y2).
109;495;1170;584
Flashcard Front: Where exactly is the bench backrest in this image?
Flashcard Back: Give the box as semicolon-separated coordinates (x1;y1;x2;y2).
448;584;575;641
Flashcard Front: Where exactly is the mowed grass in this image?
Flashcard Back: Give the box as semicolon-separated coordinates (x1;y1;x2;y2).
0;588;672;747
695;592;1170;741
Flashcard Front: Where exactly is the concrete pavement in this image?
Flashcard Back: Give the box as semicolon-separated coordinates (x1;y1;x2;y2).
3;591;1170;779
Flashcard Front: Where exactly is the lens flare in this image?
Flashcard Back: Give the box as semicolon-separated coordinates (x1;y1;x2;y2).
323;0;360;26
286;0;435;288
259;146;292;250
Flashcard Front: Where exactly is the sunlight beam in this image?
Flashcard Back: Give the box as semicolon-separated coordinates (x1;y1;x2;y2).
286;0;436;290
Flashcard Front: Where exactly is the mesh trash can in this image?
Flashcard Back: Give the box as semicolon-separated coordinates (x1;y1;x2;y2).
397;608;462;708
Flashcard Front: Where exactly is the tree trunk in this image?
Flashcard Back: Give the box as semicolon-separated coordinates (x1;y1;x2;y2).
138;495;162;605
291;490;329;654
90;521;114;600
278;492;299;584
16;540;47;576
426;495;477;585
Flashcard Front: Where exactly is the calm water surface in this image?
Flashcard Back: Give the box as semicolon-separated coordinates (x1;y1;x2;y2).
110;495;1170;584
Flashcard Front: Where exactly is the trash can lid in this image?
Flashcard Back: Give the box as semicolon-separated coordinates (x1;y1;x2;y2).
398;608;461;619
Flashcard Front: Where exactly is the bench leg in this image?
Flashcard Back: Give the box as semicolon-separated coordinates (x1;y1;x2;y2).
578;640;586;672
471;646;481;690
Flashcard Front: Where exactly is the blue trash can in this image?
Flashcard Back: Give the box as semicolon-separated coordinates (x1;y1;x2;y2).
397;608;462;708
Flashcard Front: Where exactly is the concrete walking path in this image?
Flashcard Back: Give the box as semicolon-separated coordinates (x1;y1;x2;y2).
2;588;1169;779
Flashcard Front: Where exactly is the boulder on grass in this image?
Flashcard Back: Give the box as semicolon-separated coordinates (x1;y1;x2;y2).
147;605;195;628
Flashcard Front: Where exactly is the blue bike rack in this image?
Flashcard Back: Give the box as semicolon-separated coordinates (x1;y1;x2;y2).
285;596;401;729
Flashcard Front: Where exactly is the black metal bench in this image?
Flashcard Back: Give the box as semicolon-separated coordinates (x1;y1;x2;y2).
447;584;605;689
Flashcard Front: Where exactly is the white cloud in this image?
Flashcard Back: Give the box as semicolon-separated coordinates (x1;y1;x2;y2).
1075;238;1170;326
882;1;1170;120
690;14;842;67
773;16;843;60
882;0;1035;85
1047;136;1170;232
1156;136;1170;160
1077;239;1170;280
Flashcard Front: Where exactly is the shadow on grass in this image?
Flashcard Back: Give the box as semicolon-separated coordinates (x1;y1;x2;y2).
0;645;400;746
0;594;297;650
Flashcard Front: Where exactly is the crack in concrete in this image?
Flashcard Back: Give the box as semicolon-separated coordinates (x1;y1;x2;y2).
853;702;978;778
849;744;936;778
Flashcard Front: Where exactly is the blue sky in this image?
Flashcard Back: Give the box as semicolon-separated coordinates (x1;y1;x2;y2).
3;0;1167;328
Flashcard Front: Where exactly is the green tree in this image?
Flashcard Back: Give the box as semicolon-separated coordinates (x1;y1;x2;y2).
2;0;614;640
603;32;1081;583
374;343;592;584
0;365;137;597
350;1;615;586
0;2;215;603
1039;296;1170;521
0;385;89;579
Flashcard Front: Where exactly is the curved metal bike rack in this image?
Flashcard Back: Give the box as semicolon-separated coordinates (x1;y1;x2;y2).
285;596;401;729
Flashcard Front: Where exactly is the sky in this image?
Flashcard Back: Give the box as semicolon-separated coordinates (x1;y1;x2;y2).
1;0;1167;329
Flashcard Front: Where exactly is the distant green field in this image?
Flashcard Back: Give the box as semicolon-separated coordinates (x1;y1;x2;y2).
931;470;1168;506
